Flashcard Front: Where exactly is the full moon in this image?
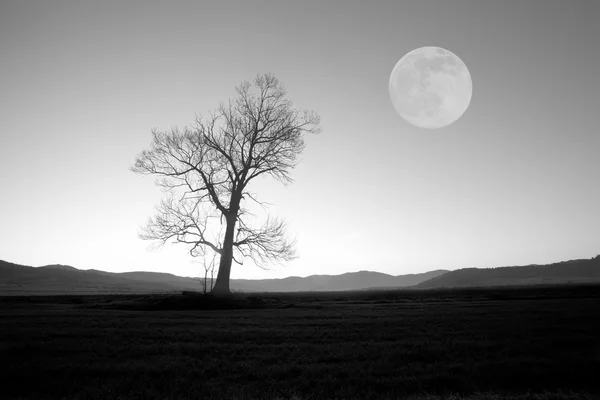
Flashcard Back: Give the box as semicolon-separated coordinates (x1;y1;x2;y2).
389;46;472;129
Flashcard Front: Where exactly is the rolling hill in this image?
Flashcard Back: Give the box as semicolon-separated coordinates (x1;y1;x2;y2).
0;260;447;295
230;269;448;292
416;255;600;289
2;255;598;295
0;260;203;294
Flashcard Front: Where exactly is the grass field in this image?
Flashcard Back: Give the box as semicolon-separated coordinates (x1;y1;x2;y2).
1;285;600;400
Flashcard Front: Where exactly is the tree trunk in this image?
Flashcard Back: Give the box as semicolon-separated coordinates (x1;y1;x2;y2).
212;213;238;296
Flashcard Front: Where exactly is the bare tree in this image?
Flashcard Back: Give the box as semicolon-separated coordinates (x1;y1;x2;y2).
199;251;217;294
209;253;216;292
131;74;320;295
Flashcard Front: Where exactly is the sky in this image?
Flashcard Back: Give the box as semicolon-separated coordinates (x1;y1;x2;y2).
1;0;599;280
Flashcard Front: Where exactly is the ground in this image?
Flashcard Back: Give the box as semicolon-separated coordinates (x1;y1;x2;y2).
1;285;599;400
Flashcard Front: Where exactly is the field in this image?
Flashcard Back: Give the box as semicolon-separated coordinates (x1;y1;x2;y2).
1;285;600;400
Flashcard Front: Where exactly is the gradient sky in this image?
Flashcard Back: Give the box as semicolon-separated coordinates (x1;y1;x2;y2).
1;0;599;279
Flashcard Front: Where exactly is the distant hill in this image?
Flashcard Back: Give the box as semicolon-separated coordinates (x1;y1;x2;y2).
231;269;448;292
0;260;203;294
0;260;447;295
3;255;598;295
416;256;600;289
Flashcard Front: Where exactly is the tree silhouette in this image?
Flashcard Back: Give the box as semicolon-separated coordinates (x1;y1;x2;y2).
131;74;320;295
196;250;217;294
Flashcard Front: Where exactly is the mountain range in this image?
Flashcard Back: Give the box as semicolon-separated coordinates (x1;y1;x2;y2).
0;260;446;294
0;255;599;295
416;256;600;288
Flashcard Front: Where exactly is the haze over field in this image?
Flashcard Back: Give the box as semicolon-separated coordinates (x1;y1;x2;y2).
1;1;599;280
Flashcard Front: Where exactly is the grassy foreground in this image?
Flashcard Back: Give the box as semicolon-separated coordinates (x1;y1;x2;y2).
1;286;600;399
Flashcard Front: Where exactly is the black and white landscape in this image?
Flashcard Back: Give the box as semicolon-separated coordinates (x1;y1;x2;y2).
2;1;600;399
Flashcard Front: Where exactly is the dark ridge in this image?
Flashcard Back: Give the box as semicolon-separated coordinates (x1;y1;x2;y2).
417;256;600;289
0;259;446;294
2;255;599;295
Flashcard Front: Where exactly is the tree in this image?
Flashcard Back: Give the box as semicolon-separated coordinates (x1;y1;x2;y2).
131;74;320;295
196;250;217;294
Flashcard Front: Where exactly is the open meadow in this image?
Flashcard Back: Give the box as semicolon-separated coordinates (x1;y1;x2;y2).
1;285;600;400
